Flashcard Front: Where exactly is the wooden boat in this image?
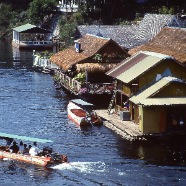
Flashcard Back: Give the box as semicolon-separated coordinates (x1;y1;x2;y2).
0;132;68;167
67;99;103;127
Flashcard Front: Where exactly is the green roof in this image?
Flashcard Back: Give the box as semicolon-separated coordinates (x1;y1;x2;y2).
129;77;186;106
71;99;94;106
0;132;53;143
13;23;36;32
13;23;51;33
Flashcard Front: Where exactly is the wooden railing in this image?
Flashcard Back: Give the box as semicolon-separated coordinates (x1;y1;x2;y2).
54;70;115;95
21;40;53;46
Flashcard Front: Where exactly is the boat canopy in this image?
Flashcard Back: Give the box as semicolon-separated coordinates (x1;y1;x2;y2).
0;132;53;143
71;99;94;106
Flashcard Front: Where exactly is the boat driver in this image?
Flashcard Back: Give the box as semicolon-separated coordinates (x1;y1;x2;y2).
10;141;19;153
29;142;41;156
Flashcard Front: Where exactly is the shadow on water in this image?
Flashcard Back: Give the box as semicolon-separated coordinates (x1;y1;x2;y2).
116;135;186;167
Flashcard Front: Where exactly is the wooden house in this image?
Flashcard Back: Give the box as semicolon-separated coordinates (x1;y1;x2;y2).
12;23;53;49
50;34;129;97
129;76;186;134
106;51;186;134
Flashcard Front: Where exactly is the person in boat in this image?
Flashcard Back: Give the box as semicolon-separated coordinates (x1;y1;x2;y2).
23;144;29;154
91;111;100;124
18;141;24;154
10;141;19;153
29;142;41;156
28;144;32;150
4;137;13;146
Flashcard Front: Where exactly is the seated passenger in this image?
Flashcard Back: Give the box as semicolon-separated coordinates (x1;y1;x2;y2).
10;141;19;153
23;144;29;154
29;142;41;156
18;141;24;154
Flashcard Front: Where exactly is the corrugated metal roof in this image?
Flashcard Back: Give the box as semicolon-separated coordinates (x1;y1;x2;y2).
13;23;52;33
107;51;173;83
130;76;186;106
140;98;186;106
13;23;36;32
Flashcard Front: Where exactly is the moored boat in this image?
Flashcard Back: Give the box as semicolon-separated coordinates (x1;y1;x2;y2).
0;132;68;167
67;99;103;127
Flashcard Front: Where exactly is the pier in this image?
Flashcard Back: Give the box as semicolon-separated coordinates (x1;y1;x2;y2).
95;109;144;141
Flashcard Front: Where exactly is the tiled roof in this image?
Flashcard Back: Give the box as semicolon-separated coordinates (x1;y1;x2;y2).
77;14;174;49
129;27;186;64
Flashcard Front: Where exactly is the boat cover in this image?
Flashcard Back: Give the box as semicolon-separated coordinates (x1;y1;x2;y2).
70;99;94;106
0;132;53;143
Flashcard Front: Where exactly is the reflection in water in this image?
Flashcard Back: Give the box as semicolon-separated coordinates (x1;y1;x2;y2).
117;136;186;166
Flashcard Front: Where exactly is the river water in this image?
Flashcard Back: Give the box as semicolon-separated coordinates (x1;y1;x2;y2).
0;40;186;186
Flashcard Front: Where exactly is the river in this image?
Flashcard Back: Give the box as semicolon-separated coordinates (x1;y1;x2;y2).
0;40;186;186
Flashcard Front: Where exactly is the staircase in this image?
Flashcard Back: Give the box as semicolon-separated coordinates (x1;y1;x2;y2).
108;90;117;114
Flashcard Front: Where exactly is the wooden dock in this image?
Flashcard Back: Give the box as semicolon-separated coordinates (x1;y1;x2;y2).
95;109;144;141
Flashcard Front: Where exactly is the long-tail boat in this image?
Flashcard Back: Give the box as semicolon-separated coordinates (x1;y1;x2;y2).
0;132;68;167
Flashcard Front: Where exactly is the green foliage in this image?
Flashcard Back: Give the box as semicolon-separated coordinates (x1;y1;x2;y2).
36;50;54;58
59;15;78;46
70;12;84;25
0;3;13;27
28;0;57;25
158;6;175;15
73;72;86;83
93;54;102;61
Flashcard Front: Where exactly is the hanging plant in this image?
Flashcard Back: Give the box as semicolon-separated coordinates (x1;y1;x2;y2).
93;54;102;62
73;72;86;83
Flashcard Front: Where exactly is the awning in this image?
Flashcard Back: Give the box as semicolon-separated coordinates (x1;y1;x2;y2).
70;99;94;106
0;132;53;143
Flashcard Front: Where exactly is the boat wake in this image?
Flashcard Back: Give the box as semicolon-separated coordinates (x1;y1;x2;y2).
51;161;106;173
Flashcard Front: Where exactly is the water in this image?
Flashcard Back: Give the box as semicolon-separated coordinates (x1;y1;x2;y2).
0;40;186;186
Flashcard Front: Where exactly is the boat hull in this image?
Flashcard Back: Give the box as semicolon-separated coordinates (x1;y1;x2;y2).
67;101;103;127
67;101;91;127
0;150;51;166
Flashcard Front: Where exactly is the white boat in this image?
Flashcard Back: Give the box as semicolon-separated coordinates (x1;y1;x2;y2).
67;99;103;127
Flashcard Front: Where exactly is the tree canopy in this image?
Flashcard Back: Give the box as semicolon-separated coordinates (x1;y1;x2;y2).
28;0;58;25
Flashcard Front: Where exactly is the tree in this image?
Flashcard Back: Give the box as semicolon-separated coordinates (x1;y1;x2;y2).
59;16;77;46
0;3;13;27
28;0;57;25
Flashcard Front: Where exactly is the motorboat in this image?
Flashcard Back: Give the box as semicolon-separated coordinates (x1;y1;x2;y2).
67;99;103;127
0;132;68;167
